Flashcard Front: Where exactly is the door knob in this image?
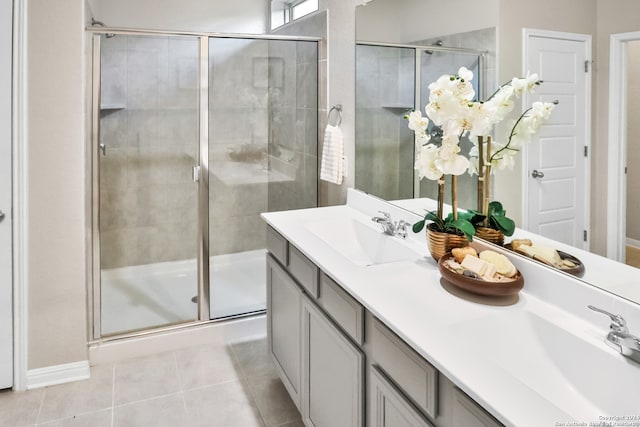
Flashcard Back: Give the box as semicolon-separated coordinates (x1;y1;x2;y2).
531;170;545;178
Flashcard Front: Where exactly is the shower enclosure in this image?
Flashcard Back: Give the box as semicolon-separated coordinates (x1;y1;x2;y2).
91;29;318;338
355;42;486;209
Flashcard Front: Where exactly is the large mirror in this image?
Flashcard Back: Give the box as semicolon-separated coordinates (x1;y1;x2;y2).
354;0;640;306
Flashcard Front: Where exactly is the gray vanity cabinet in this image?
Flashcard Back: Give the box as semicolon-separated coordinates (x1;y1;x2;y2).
266;254;302;410
265;225;503;427
369;366;434;427
302;295;365;427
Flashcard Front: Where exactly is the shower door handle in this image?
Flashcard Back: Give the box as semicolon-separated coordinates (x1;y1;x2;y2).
192;165;201;183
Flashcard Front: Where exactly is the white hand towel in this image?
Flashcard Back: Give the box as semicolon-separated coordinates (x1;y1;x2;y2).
320;124;344;185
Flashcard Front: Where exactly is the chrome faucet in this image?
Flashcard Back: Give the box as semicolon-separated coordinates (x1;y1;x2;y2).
371;211;409;238
588;305;640;364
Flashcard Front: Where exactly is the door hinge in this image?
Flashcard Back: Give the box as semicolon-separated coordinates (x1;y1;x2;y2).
192;165;201;182
585;60;591;72
625;166;628;174
583;230;588;241
584;146;588;157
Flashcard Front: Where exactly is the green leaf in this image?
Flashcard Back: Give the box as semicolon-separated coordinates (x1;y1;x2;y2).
488;201;505;217
448;219;476;241
412;220;425;233
490;215;516;236
461;209;486;225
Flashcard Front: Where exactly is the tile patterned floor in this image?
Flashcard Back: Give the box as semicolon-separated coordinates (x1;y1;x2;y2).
0;338;302;427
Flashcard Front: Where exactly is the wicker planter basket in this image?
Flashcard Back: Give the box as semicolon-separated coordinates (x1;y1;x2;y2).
426;223;469;261
474;227;505;246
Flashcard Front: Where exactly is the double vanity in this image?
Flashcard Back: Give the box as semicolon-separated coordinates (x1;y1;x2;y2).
261;189;640;427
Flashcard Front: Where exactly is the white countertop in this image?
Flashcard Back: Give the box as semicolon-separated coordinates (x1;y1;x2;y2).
262;190;640;427
390;197;640;305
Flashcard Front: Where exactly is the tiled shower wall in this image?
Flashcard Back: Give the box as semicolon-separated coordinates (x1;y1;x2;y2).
355;45;415;201
99;35;199;269
354;28;496;205
208;38;318;257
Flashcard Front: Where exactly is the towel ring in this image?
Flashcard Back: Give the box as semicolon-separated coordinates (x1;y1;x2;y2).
328;104;342;127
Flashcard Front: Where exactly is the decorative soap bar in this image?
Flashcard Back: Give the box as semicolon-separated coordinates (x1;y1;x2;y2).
461;254;493;278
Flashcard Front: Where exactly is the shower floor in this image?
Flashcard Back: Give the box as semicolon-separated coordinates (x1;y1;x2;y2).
100;249;267;336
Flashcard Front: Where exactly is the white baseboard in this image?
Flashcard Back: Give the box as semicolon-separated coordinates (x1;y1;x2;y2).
26;360;90;389
626;237;640;249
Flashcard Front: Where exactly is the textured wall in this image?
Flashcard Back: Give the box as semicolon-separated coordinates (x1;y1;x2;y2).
27;0;88;369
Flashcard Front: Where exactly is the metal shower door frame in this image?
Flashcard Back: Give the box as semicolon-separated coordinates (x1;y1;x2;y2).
89;28;320;342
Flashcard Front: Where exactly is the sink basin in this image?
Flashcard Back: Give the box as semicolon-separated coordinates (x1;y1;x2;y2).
305;217;422;266
451;311;640;419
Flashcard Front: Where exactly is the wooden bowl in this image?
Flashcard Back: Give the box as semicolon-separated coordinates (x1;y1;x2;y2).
504;243;585;278
438;254;524;297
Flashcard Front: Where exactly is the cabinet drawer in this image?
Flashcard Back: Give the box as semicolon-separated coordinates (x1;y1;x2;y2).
372;319;438;420
288;244;319;298
319;273;364;345
452;387;503;427
266;226;288;266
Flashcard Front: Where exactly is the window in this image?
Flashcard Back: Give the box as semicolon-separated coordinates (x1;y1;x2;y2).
270;0;319;30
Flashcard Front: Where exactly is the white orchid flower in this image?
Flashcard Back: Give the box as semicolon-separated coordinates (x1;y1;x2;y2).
511;72;540;97
466;102;495;138
435;153;470;176
407;110;429;135
458;66;474;82
438;141;461;159
415;144;442;180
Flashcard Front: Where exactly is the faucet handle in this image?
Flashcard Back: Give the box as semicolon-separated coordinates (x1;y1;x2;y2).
377;211;391;220
588;305;628;332
396;220;409;238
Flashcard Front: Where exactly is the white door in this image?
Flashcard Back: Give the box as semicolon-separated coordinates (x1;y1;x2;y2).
0;0;13;389
524;30;591;249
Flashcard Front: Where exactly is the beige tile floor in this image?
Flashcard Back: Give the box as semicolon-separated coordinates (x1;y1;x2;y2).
0;338;302;427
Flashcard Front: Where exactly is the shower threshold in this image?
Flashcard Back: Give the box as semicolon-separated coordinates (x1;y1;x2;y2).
100;249;267;337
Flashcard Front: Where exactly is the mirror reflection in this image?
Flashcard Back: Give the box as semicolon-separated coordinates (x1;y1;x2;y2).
354;0;640;306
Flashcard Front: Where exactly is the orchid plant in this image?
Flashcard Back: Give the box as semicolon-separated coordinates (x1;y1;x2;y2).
406;66;556;239
407;67;476;240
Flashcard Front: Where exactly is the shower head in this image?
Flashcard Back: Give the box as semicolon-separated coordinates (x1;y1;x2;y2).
424;40;444;55
91;18;116;38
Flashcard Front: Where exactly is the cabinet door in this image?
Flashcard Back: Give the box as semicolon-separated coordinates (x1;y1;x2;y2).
370;367;434;427
302;296;364;427
267;254;302;409
451;388;503;427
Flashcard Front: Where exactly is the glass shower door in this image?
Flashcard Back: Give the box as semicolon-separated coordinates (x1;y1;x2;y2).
98;34;200;335
208;37;318;319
